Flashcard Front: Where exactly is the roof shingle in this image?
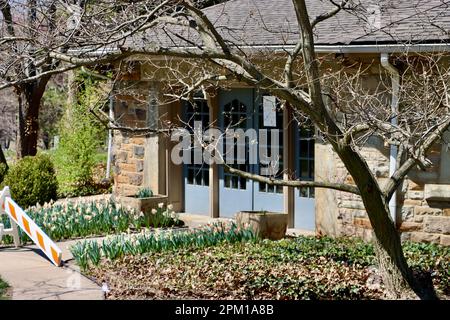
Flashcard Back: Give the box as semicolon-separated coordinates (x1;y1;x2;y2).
137;0;450;48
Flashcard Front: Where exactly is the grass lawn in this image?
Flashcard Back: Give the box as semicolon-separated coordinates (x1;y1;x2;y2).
0;277;10;300
85;236;449;300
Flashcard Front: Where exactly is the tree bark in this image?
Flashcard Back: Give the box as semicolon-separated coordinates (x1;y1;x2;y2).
16;78;50;158
288;0;438;299
337;145;438;300
0;144;7;169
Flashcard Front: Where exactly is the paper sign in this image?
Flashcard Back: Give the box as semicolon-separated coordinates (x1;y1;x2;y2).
263;96;277;127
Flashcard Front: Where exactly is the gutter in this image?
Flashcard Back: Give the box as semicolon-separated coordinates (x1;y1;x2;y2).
380;53;400;225
106;97;114;180
244;43;450;54
68;42;450;58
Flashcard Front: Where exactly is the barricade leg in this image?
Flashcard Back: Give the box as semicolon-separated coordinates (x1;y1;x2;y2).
10;217;21;247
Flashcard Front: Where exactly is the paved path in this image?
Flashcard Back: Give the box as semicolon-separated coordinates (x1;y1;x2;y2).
0;238;104;300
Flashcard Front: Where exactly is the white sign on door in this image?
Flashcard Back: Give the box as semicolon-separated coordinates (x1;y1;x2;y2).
263;95;277;127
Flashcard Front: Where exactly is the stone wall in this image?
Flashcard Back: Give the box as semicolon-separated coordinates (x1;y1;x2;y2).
111;64;155;197
111;62;184;211
113;132;146;196
315;136;450;246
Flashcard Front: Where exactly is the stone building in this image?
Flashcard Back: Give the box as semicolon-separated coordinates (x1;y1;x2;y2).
111;0;450;245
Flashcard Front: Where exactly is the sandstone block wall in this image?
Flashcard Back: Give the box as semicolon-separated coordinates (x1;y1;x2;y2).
111;64;155;197
110;63;184;211
316;136;450;246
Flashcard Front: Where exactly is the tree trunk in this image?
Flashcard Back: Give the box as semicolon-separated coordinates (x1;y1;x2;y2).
0;145;8;169
17;96;39;158
16;79;50;158
338;145;438;300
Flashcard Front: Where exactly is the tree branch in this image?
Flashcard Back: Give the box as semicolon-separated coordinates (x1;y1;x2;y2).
384;116;450;200
225;165;360;195
311;0;349;27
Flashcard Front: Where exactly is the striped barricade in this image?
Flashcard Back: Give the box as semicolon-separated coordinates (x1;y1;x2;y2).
0;187;20;247
0;186;62;267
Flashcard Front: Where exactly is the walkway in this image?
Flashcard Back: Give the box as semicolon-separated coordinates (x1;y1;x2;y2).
0;238;104;300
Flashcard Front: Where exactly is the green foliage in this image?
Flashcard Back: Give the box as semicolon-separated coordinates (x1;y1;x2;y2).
53;73;107;197
1;154;58;208
145;204;183;228
136;188;153;198
0;163;7;184
84;235;449;300
70;222;258;270
402;241;450;295
0;200;183;245
40;85;66;142
0;277;9;300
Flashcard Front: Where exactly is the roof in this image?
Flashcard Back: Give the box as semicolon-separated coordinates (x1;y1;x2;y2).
137;0;450;51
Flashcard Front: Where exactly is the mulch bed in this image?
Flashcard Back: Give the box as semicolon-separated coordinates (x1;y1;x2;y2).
87;240;389;300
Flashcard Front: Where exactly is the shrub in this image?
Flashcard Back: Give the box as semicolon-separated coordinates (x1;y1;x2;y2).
0;277;9;300
53;74;108;197
1;154;58;208
53;121;104;197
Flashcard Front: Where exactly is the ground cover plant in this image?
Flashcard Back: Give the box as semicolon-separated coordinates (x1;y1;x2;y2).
70;221;258;270
81;235;449;300
0;200;181;244
0;277;10;300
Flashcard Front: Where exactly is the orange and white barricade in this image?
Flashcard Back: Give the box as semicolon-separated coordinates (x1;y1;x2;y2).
0;187;20;247
0;186;62;267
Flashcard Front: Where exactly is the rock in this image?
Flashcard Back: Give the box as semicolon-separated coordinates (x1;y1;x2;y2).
400;232;411;242
116;151;128;163
410;232;441;244
424;184;450;202
423;216;450;234
408;181;423;191
128;173;143;186
136;160;144;172
440;235;450;246
407;191;424;200
134;146;145;159
414;206;442;216
353;218;372;229
398;222;422;232
119;162;136;172
401;206;414;221
403;199;422;206
116;174;129;184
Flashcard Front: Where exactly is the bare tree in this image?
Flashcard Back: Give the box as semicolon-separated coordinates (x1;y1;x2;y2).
2;0;449;298
0;0;229;157
0;88;16;167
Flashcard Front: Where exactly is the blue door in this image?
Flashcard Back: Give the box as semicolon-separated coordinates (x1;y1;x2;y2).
294;125;315;230
183;99;210;215
252;95;284;212
183;89;315;228
218;89;255;217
